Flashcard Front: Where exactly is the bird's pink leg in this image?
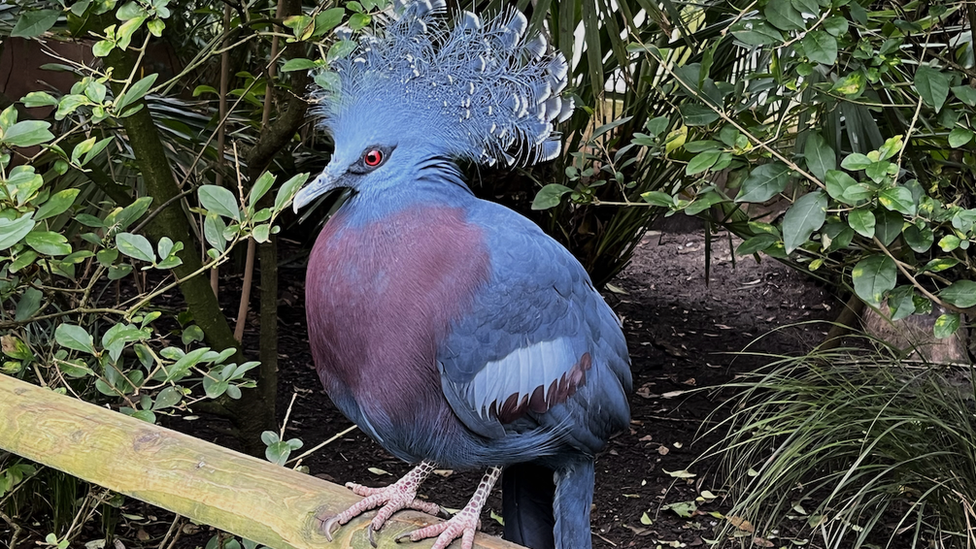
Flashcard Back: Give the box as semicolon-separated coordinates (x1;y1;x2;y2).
319;460;444;542
396;466;503;549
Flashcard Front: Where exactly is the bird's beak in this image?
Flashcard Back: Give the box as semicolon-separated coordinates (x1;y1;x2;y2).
293;167;342;212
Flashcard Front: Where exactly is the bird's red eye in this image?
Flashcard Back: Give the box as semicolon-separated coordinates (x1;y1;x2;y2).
364;149;383;167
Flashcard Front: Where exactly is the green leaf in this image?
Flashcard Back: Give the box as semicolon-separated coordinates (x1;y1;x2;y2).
181;325;205;345
934;313;960;339
153;386;183;410
645;116;669;137
939;280;976;308
25;231;71;256
864;161;891;183
661;500;698;518
686;151;721;175
166;347;211;382
592;117;633;140
0;215;36;251
822;222;854;252
109;264;133;280
83;136;114;165
10;250;38;273
348;13;371;31
116;232;156;263
102;324;147;361
791;0;820;18
146;19;164;37
824;170;857;203
55;324;95;354
532;184;574;210
198;185;241;221
684;191;725;215
641;191;674;207
874;208;903;246
877;136;903;161
851;255;897;305
11;9;60;38
735;162;791;203
115;73;158;114
157;236;175;259
71;137;96;164
847;208;875;237
327;40;357;63
939;234;962;252
116;2;146;19
903;222;933;252
922;258;959;272
801;31;837;65
15;287;42;321
684;140;722;153
203;214;227;253
948;127;973;148
888;286;916;321
127;409;156;423
841;182;873;204
803;133;835;181
54;94;89;120
730;19;784;46
765;0;805;31
281;58;319;72
274;173;309;212
92;40;115;57
877;187;915;216
915;65;951;112
735;233;778;256
35;189;80;221
313;71;340;92
951;85;976;106
314;8;345;35
21;91;58;108
248;173;276;211
822;16;849;36
782;191;827;253
841;152;872;170
678;104;719;126
2;120;54;147
252;224;271;243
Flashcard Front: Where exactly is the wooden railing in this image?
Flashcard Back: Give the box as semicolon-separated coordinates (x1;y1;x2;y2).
0;374;523;549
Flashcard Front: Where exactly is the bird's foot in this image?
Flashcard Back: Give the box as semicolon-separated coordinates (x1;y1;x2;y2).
317;461;443;545
394;466;502;549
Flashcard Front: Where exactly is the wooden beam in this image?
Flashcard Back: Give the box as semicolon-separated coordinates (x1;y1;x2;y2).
0;374;524;549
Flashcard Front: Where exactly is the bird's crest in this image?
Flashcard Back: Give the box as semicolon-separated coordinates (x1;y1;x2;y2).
313;0;573;167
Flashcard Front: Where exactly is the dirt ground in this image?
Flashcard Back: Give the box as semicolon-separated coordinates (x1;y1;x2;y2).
266;218;839;549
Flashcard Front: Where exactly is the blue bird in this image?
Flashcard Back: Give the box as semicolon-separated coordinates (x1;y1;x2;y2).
293;2;631;548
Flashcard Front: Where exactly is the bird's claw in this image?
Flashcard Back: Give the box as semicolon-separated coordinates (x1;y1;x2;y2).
368;525;379;548
320;516;341;542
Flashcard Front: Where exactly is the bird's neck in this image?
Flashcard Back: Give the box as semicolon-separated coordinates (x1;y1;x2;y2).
340;161;475;226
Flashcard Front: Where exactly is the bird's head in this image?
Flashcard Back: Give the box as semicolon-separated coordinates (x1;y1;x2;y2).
293;0;574;212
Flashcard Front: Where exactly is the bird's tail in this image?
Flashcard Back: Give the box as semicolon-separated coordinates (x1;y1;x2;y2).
502;460;595;549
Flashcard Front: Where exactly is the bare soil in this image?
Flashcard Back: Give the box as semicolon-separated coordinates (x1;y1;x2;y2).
268;217;839;549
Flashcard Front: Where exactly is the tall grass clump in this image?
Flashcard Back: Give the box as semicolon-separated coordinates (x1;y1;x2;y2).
703;344;976;548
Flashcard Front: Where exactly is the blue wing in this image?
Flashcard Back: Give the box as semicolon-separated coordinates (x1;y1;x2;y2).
437;200;632;455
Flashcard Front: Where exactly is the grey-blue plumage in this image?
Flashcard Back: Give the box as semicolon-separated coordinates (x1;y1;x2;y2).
294;2;632;548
